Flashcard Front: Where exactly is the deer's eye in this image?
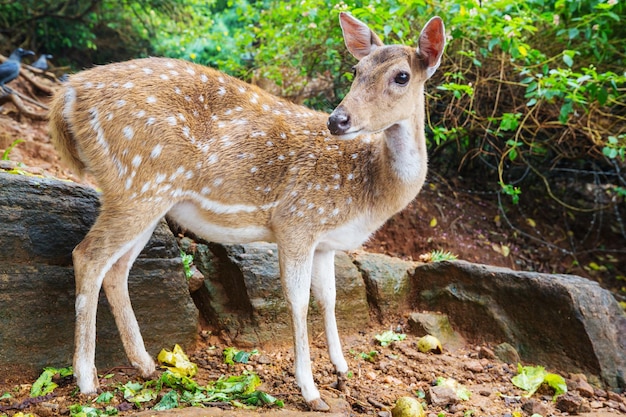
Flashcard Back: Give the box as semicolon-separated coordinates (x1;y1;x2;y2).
394;71;410;85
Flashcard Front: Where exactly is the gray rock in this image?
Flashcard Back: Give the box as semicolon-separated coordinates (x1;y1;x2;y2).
411;261;626;390
189;242;369;346
556;393;583;414
407;311;465;350
0;173;198;376
494;342;520;365
426;385;458;406
349;250;416;319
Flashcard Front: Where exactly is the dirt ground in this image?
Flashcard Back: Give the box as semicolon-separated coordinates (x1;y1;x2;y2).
0;73;625;417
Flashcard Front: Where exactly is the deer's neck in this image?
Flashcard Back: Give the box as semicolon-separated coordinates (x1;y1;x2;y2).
382;90;428;185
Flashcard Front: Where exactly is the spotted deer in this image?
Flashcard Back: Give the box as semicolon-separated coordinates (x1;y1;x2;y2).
48;12;445;411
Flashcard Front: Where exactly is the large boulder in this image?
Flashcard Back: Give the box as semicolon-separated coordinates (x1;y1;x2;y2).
411;261;626;390
0;173;198;377
185;241;369;346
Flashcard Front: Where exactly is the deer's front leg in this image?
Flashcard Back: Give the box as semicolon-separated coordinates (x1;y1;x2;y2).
311;249;349;393
279;247;329;411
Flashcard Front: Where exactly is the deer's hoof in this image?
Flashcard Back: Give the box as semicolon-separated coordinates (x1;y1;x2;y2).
132;356;156;378
332;371;349;394
308;397;330;412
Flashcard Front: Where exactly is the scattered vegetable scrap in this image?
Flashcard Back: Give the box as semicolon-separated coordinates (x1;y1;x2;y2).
375;330;407;347
511;364;567;400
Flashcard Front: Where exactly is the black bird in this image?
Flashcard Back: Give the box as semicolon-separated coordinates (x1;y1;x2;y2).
31;53;53;71
0;48;35;90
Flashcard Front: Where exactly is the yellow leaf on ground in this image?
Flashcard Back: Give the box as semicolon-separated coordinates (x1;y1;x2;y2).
157;344;198;377
526;218;536;227
430;217;437;227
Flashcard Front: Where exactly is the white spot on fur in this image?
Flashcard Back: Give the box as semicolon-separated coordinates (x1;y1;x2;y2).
200;74;208;83
132;155;142;167
141;181;151;194
151;144;163;158
123;126;134;140
123;82;134;88
147;96;157;104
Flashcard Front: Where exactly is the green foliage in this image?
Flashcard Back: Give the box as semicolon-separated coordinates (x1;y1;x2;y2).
3;0;624;224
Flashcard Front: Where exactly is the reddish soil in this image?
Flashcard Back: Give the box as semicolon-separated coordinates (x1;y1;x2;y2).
0;72;624;417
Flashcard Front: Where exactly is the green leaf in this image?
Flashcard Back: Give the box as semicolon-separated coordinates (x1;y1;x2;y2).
597;87;608;105
375;330;406;347
95;391;114;404
563;54;573;67
69;404;105;417
512;364;547;396
31;368;58;397
224;347;259;365
512;364;567;400
0;392;11;400
153;390;179;410
544;373;567;399
604;147;618;159
559;101;573;124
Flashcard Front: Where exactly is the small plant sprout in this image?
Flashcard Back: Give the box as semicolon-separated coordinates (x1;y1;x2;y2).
180;250;194;280
419;249;458;263
1;138;24;161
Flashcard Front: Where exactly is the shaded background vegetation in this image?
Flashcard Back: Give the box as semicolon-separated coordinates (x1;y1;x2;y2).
1;0;625;292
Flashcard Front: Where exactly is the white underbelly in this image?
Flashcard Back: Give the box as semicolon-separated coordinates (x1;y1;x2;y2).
168;201;274;244
169;201;376;252
316;215;376;252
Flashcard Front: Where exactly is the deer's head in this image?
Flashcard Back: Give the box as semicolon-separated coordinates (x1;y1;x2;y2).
327;13;445;139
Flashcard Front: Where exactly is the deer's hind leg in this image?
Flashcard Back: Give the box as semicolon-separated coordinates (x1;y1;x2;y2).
72;201;170;394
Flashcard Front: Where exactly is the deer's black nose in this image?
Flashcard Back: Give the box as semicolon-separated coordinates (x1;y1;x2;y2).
327;107;351;135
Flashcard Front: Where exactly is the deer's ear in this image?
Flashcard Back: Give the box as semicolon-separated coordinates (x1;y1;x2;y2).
418;16;446;78
339;12;384;60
